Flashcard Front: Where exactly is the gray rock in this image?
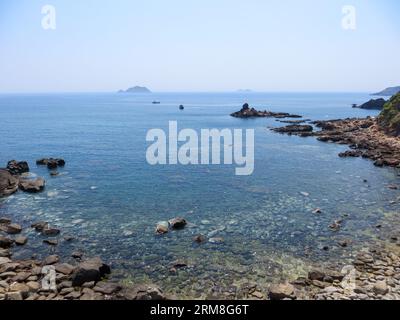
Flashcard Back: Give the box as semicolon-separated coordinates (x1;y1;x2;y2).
168;217;187;230
268;283;295;300
0;236;14;249
373;281;389;295
0;169;18;197
71;257;111;287
19;177;45;193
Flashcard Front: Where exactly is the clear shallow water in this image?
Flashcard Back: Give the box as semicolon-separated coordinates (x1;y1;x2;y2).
1;92;399;299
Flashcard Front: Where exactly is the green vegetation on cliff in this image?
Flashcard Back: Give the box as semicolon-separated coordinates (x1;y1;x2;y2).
378;93;400;136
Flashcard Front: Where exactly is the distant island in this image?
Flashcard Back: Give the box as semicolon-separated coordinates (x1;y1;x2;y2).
372;86;400;96
118;86;151;93
236;89;253;93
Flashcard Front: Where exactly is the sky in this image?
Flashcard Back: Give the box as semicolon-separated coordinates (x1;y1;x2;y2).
0;0;399;93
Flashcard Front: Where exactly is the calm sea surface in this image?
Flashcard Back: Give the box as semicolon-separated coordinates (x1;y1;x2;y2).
1;92;399;298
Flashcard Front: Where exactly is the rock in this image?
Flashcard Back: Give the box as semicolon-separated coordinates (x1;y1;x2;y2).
6;160;29;175
6;291;23;300
12;271;31;282
43;239;58;246
168;217;187;230
272;125;313;135
209;237;224;244
93;282;122;295
15;236;28;246
268;283;295;300
312;208;322;214
0;236;14;249
193;234;207;243
0;169;19;197
0;249;11;258
71;251;83;260
64;291;81;300
10;282;30;298
373;281;389;295
338;239;350;248
231;103;302;119
339;150;363;158
308;270;325;281
31;221;48;232
55;263;75;275
354;98;387;110
2;223;22;234
155;221;169;234
0;217;11;224
26;281;40;292
19;177;45;193
36;158;65;169
71;257;111;287
42;255;59;266
50;171;59;177
0;257;11;265
120;284;166;300
42;227;60;236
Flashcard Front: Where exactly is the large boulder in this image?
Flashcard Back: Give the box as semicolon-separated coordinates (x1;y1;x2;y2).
6;160;29;175
0;169;19;197
18;177;45;193
71;257;111;287
268;283;295;300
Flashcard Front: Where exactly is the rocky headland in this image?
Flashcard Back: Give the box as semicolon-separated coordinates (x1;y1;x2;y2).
271;93;400;168
353;98;387;110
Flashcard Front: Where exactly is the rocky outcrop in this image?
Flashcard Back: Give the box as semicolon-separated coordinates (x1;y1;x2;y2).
231;103;302;119
272;115;400;168
0;169;18;197
18;177;45;193
6;161;29;175
36;158;65;169
378;93;400;137
272;125;313;135
354;98;387;110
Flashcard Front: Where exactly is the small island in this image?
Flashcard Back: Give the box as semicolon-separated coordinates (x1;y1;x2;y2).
353;98;387;110
118;86;151;93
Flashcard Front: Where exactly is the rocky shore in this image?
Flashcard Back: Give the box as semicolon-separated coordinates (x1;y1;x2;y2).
0;216;166;301
272;117;400;168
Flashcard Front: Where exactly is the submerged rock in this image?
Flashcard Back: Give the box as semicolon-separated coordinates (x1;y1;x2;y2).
119;284;166;300
168;217;187;230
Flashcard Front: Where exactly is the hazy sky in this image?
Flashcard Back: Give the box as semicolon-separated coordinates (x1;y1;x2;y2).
0;0;399;93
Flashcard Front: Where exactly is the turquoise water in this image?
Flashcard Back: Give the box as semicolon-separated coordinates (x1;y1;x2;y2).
1;92;399;298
